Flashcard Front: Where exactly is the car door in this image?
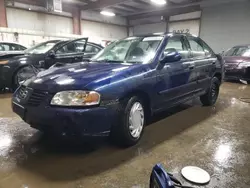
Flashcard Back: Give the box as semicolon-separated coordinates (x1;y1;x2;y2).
156;35;197;109
187;36;216;91
46;38;88;68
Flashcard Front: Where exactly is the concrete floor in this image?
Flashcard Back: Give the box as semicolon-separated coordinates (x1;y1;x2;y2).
0;82;250;188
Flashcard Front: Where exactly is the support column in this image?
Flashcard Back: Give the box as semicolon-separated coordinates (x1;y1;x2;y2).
72;8;81;35
0;0;7;27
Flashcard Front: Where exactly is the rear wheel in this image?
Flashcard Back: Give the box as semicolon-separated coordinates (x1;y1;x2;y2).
13;66;36;90
111;96;145;147
200;77;220;106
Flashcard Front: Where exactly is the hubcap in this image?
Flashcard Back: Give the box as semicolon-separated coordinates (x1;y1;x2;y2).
129;102;144;138
17;67;36;85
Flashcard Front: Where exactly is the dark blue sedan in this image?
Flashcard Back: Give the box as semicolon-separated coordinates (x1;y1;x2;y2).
12;33;223;146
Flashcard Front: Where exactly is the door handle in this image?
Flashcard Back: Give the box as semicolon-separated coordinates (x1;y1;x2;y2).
212;61;216;65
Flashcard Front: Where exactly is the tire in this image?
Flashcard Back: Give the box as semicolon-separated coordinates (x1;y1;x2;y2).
111;96;145;147
200;77;220;106
12;66;35;90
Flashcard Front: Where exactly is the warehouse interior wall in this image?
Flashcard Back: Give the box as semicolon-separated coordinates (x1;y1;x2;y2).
7;8;73;34
133;22;167;35
0;7;128;47
200;1;250;53
81;20;127;43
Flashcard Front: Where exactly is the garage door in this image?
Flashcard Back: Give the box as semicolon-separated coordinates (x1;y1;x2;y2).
168;20;200;36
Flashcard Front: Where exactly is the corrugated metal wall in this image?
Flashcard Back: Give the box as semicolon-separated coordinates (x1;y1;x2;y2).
200;1;250;53
81;20;127;42
6;8;73;34
133;22;167;35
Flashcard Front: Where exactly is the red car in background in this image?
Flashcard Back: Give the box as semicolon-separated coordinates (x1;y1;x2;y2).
224;45;250;84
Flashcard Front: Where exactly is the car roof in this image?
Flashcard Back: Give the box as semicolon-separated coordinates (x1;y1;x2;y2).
131;32;197;38
0;41;27;47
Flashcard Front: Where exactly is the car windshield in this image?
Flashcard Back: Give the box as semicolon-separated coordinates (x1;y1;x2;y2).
25;41;59;54
92;36;163;64
225;46;250;57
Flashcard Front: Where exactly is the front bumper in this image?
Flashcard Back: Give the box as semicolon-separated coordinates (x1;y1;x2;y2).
12;88;120;136
224;67;250;81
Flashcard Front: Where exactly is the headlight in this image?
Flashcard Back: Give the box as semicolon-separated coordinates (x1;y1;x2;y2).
51;90;100;106
0;60;9;65
238;62;250;68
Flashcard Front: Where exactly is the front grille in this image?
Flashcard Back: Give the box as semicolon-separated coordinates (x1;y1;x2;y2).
225;63;239;69
27;89;47;106
17;86;28;99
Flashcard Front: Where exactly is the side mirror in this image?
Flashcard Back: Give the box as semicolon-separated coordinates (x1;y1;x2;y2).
48;50;55;58
160;49;182;64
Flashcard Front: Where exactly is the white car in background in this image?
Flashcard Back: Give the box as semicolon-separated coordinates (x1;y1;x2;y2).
0;42;27;60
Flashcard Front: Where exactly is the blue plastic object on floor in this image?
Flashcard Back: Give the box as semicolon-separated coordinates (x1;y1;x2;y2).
150;164;175;188
150;164;195;188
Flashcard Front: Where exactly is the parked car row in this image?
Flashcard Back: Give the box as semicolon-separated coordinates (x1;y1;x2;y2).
11;33;224;146
0;38;103;90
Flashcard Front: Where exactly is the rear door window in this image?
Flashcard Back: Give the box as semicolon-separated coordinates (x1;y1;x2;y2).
187;37;206;59
85;44;101;53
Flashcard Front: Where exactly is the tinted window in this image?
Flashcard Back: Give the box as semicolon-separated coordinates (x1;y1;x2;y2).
187;37;205;58
0;44;11;51
18;45;26;51
26;41;58;54
85;44;101;53
165;36;189;59
10;44;21;51
0;44;5;51
56;39;86;54
225;46;250;57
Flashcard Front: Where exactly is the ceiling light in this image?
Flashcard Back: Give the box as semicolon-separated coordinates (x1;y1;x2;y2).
100;11;115;17
151;0;166;5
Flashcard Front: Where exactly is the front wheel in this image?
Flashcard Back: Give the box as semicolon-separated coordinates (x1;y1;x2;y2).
200;77;220;106
111;96;145;147
13;66;36;90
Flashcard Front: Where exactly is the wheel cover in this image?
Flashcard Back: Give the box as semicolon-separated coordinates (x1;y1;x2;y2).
16;66;36;85
129;102;144;138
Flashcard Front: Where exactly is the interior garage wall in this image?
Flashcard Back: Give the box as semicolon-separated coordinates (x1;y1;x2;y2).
6;8;73;34
168;11;201;36
200;1;250;53
168;20;200;36
2;7;75;47
133;22;167;35
81;20;127;43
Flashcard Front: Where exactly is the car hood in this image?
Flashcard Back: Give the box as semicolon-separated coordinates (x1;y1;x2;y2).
223;56;250;65
24;62;135;92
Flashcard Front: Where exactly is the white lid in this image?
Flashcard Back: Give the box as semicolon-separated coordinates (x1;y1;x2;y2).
181;166;210;184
